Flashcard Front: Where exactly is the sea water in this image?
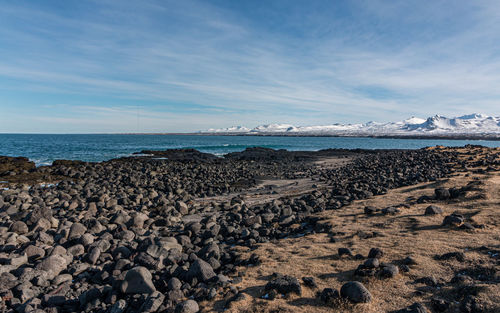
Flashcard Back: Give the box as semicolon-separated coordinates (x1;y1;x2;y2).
0;134;498;166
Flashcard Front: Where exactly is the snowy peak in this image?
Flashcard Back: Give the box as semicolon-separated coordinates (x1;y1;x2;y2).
458;113;488;120
205;126;250;133
403;117;427;125
411;114;500;132
200;114;500;136
251;124;297;132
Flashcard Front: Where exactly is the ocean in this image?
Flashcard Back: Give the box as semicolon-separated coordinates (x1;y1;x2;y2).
0;134;499;166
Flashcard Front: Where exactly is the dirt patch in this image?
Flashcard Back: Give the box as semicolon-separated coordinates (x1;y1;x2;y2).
193;155;353;208
202;166;500;312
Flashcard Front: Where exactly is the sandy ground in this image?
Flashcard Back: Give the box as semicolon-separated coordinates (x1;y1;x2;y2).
194;155;354;208
201;147;500;313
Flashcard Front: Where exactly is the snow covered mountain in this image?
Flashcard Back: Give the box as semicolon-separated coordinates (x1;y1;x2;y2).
204;126;250;133
201;114;500;136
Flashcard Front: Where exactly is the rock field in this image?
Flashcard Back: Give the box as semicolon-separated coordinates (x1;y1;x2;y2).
0;146;498;312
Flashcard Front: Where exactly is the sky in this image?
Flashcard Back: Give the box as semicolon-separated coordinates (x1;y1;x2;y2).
0;0;499;133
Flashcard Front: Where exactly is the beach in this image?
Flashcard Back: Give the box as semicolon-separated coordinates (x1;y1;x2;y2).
0;146;498;312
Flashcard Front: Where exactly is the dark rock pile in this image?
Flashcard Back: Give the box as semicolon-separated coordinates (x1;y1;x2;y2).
0;147;484;312
0;156;35;177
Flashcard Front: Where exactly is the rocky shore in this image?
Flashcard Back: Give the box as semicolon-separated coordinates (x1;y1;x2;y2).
0;146;498;313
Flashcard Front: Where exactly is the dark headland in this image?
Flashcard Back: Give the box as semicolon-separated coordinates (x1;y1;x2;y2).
0;146;499;312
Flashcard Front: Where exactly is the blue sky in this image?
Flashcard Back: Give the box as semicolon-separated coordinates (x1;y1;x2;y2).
0;0;499;133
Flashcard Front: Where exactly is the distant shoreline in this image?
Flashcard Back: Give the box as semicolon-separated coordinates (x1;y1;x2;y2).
1;132;500;141
118;132;500;141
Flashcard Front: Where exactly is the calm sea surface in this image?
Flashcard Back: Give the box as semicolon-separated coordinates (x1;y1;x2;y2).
0;134;499;166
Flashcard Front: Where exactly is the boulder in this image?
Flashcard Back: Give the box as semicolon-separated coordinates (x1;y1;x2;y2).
364;206;377;215
265;274;301;295
363;258;380;269
340;281;372;303
186;259;216;282
302;276;317;288
338;247;353;257
120;266;156;294
442;214;464;227
10;221;28;234
35;255;69;279
140;291;165;312
87;247;101;264
368;248;383;259
68;223;87;241
396;302;428;313
320;288;340;304
175;300;199;313
435;188;450;200
425;205;443;215
167;277;182;290
109;299;127;313
379;264;399;278
133;213;149;228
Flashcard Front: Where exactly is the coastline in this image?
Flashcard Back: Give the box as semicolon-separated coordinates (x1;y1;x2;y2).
0;146;498;312
119;132;500;141
1;132;500;140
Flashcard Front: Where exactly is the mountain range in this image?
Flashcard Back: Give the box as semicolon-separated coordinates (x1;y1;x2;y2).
201;114;500;137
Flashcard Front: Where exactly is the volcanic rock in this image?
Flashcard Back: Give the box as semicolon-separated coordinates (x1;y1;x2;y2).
35;255;69;280
140;291;165;312
175;299;199;313
320;288;340;304
10;221;28;234
186;259;216;282
265;274;302;295
379;264;399;278
120;266;156;294
442;214;464;227
425;205;443;215
338;247;353;257
340;281;372;303
435;188;451;200
396;302;428;313
368;248;383;259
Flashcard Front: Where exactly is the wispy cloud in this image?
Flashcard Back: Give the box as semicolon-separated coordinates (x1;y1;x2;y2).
0;0;499;132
